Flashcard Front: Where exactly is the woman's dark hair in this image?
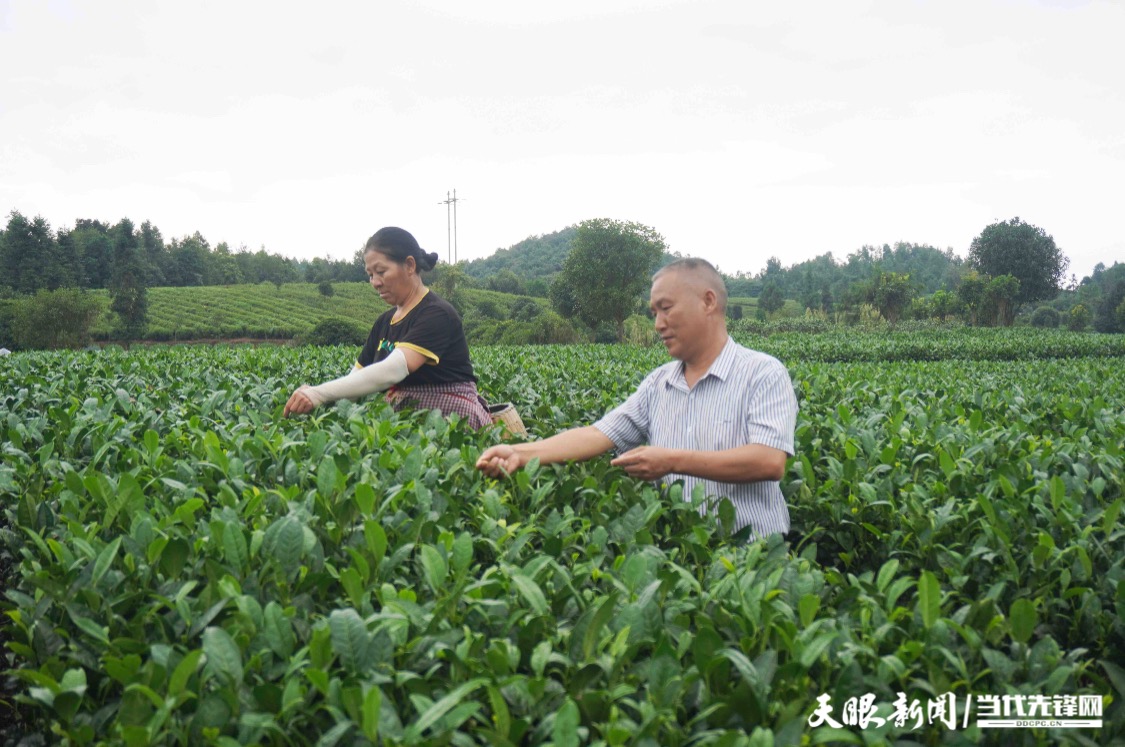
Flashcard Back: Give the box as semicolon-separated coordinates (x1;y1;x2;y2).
364;227;439;272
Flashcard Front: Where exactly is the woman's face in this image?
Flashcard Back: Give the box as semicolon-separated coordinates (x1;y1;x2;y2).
365;249;416;307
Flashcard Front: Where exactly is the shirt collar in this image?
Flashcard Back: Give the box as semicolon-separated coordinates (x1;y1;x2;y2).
667;335;736;389
708;335;738;381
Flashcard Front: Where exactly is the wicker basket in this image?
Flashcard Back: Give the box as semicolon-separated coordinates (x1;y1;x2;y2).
487;402;528;438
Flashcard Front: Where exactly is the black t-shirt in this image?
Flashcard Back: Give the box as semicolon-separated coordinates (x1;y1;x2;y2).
356;290;477;385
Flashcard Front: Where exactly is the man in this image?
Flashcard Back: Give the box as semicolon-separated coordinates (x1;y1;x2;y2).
476;258;798;540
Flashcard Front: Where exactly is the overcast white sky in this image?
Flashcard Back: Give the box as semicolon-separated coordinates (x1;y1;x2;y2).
2;0;1122;279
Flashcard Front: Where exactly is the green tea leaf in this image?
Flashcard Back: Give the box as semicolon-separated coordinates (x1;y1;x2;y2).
486;685;511;737
222;524;248;571
202;627;243;684
798;594;821;628
329;609;370;674
92;536;122;587
1104;498;1122;538
917;571;940;629
1103;661;1125;700
510;572;548;616
339;567;366;609
354;483;375;515
269;516;303;575
419;545;447;593
365;520;387;564
553;698;580;747
1009;599;1037;644
263;602;295;658
451;532;473;575
317;456;340;498
404;678;487;741
362;686;382;742
876;559;899;593
168;649;203;698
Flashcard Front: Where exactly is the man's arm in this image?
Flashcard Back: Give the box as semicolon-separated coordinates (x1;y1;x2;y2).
476;426;614;476
610;443;787;483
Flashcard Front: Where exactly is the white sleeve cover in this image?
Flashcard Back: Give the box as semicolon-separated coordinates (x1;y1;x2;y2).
305;348;410;406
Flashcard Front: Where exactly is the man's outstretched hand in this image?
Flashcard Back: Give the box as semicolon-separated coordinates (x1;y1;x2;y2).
610;446;676;481
476;444;523;477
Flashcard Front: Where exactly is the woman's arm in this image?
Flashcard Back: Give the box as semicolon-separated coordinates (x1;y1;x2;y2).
284;348;424;416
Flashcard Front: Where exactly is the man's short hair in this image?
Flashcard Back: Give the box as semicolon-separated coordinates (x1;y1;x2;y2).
653;258;728;311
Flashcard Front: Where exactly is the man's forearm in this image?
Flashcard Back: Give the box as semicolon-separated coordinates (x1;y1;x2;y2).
515;426;615;466
669;443;788;483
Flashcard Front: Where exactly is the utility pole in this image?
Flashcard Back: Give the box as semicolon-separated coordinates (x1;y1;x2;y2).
439;191;451;264
437;189;465;264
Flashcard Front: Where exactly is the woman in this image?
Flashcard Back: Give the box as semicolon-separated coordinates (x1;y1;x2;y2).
284;226;492;428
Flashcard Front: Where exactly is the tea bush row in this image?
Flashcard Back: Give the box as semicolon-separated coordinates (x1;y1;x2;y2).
1;343;1122;745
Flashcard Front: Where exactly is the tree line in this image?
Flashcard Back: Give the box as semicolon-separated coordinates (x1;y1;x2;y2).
3;209;1122;350
0;211;366;295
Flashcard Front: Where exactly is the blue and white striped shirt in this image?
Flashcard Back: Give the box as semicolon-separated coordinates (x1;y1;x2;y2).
593;336;798;538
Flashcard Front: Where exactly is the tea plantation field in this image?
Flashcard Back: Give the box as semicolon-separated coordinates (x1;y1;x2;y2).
76;284;550;343
1;332;1123;745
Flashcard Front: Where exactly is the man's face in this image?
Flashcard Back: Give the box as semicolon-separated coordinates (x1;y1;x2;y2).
649;271;708;360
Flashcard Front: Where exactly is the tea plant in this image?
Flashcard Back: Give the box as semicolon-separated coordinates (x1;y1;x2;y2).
1;338;1122;745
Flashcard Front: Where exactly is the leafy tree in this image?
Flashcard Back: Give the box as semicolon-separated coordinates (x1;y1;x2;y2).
762;256;782;279
236;246;299;286
474;299;503;320
303;317;366;346
1030;306;1060;328
957;272;988;326
867;271;915;324
208;242;244;285
526;278;550;298
549;276;580;319
53;228;83;289
968;217;1068;308
556;219;665;342
1067;303;1091;331
929;290;959;320
759;283;785;317
1094;280;1125;333
72;221;115;288
509;297;542;322
487;269;526;296
140;220;167;286
348;249;367;282
167;233;210;286
430;262;468;314
109;219;148;343
728;304;743;321
1;211;61;293
906;296;931;321
318;280;335;297
984;275;1020;327
11;288;101;349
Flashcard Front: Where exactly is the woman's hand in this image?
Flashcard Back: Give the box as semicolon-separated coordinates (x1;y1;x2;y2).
476;444;524;477
283;385;318;417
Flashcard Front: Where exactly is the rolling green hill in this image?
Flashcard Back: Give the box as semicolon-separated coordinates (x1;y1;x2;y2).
463;227;577;280
463;225;682;284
